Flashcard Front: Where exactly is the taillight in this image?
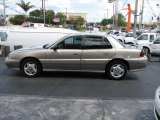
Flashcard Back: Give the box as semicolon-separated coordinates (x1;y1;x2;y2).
140;50;145;57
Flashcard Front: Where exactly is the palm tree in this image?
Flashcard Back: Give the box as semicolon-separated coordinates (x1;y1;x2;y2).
16;0;35;15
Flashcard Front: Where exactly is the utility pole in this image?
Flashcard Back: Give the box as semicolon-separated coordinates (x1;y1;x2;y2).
115;0;119;30
106;9;109;20
113;1;115;29
65;8;68;18
43;0;46;25
41;0;46;25
140;0;144;29
65;8;67;26
133;0;138;38
3;0;6;26
42;0;43;11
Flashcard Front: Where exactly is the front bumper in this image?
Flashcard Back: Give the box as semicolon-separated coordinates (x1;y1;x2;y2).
5;57;20;70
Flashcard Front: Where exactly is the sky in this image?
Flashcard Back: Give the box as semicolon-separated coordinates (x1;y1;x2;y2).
0;0;160;23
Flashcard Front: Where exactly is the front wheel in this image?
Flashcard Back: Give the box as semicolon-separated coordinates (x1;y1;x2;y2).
21;59;42;77
106;61;127;80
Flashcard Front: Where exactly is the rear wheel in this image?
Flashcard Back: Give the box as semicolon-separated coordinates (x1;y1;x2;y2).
21;59;42;77
106;61;127;80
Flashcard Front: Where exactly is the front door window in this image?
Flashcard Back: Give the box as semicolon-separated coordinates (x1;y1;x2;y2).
58;36;83;49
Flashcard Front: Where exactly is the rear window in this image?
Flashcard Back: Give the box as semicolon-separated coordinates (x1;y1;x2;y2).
108;36;125;48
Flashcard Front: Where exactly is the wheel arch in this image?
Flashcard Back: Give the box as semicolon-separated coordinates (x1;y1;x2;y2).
105;58;130;71
20;57;43;70
143;46;150;54
126;42;134;45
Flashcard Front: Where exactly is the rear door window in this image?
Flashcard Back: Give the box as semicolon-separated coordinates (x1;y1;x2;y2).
83;36;112;49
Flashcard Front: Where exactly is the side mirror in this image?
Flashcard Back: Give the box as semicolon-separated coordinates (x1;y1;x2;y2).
52;45;58;51
43;44;49;48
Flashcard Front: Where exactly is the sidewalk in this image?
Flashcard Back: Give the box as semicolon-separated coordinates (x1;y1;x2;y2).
0;95;155;120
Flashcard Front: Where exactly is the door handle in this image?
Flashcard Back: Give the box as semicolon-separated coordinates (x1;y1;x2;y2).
73;53;78;55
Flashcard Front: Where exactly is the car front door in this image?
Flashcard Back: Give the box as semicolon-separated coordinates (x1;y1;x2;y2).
151;38;160;55
45;35;83;70
137;34;149;45
81;35;116;71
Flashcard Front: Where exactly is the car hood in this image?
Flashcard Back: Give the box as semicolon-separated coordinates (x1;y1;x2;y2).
11;46;44;53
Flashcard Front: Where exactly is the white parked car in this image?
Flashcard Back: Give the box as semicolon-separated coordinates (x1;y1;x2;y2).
149;38;160;55
116;32;136;45
136;33;160;54
107;30;116;35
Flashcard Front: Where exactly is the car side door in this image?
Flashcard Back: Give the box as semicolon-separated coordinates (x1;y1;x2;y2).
45;35;83;70
136;34;149;45
81;35;116;71
151;38;160;55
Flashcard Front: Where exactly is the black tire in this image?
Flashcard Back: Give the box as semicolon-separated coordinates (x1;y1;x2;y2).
21;59;42;77
106;61;127;80
143;47;150;55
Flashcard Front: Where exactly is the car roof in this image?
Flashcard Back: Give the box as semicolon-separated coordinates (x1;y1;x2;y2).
69;33;107;37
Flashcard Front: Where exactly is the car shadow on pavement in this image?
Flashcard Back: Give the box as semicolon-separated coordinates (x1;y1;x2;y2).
40;71;139;81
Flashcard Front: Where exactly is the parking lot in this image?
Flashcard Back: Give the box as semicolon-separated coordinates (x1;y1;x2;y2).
0;56;160;120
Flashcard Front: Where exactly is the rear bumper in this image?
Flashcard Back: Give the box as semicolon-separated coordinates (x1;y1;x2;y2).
127;56;148;71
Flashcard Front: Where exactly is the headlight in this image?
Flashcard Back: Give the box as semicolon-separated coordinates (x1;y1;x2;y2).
7;53;12;59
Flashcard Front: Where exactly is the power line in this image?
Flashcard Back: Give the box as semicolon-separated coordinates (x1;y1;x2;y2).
146;0;156;17
118;0;128;13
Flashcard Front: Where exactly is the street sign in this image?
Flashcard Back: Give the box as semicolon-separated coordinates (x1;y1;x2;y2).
108;0;115;3
53;18;60;23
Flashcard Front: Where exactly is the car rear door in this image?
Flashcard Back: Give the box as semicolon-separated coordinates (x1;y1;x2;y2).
45;35;83;70
81;35;116;71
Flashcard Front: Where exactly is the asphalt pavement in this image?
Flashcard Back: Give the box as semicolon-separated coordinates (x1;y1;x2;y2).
0;57;160;99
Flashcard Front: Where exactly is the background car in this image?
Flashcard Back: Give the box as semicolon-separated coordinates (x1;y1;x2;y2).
150;37;160;55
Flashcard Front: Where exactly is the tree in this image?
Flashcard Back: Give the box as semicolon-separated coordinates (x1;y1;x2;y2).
118;13;126;27
101;18;113;26
55;13;66;25
76;16;86;28
67;16;86;30
46;10;55;24
30;9;42;17
16;0;35;15
9;15;25;25
29;9;55;24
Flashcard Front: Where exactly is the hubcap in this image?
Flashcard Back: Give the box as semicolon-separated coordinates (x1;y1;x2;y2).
24;62;37;76
110;64;125;78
